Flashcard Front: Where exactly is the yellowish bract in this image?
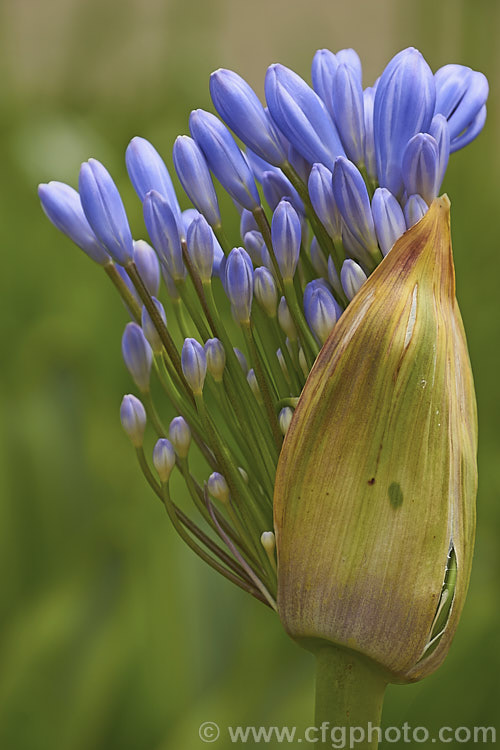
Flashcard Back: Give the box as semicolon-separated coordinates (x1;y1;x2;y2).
274;197;477;682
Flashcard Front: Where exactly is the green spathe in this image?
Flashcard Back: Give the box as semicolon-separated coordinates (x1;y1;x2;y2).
274;196;477;683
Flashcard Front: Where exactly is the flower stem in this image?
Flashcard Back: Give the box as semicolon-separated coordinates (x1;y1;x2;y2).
313;644;387;749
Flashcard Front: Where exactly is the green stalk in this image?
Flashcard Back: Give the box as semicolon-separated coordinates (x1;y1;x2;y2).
313;644;387;749
104;262;142;322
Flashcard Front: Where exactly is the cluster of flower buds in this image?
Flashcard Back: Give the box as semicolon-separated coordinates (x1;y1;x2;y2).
39;47;486;681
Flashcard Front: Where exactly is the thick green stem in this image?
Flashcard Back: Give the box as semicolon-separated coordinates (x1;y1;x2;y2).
313;644;387;749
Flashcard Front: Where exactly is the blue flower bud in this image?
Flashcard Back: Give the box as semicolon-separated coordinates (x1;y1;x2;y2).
434;64;488;149
278;296;297;340
404;194;429;228
332;156;378;254
205;338;226;381
143;190;185;281
308;163;342;242
172;135;221;228
254;266;278;317
189;109;260;211
332;63;365;165
340;259;368;301
125;137;182;230
309;237;328;279
181;208;199;234
186;212;214;283
133;240;160;297
79;159;134;265
262;170;304;215
247;368;261;401
374;48;435;196
336;48;362;84
429;114;450;193
279;407;294;435
240;209;259;238
401;133;440;206
271;199;302;281
38;182;110;265
120;394;147;447
448;104;486;153
121;322;153;391
152;438;176;483
371;187;406;257
311;48;339;119
327;255;343;299
243;230;265;266
169;416;191;458
225;247;254;324
210;68;287;166
265;63;345;170
363;86;377;183
233;347;249;374
207;472;230;503
304;280;342;344
181;338;207;394
141;297;167;354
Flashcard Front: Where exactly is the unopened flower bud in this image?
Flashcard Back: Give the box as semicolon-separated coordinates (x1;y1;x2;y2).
278;297;297;340
120;394;147;447
169;416;191;459
181;338;207;394
133;240;160;297
121;322;153;391
279;407;294;435
254;266;278;317
340;259;368;301
79;159;134;265
208;471;230;503
153;438;176;483
205;338;226;381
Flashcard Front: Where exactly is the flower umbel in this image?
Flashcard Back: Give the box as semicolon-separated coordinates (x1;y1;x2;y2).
39;45;486;734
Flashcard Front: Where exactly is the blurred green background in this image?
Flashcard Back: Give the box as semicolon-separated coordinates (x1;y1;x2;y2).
1;0;499;747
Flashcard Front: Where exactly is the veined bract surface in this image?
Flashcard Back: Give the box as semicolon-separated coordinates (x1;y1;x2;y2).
274;197;477;683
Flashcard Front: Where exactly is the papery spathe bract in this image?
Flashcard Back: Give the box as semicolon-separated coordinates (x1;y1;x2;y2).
274;197;477;683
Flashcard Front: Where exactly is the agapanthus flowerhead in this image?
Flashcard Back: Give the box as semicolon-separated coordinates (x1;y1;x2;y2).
274;198;477;683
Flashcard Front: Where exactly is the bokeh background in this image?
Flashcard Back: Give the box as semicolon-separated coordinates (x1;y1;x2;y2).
1;0;499;748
